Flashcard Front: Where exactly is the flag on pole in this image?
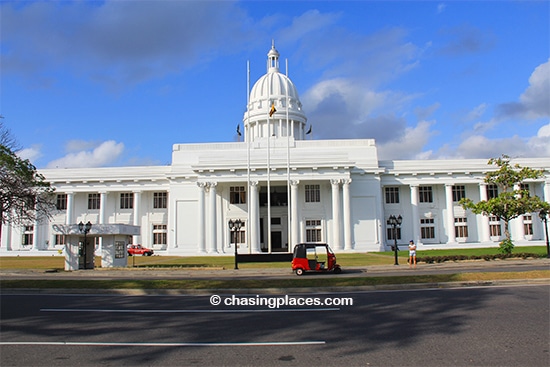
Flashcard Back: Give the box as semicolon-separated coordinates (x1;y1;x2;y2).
306;125;312;135
269;102;277;117
236;124;242;136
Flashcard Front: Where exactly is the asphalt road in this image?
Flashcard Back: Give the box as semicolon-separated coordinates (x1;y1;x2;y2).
1;284;549;366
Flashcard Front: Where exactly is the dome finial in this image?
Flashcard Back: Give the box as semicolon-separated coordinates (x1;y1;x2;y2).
267;41;280;73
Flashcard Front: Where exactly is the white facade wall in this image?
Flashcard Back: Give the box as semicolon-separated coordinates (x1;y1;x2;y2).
1;144;548;256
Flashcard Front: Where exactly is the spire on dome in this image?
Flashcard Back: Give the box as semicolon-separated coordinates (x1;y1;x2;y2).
267;40;280;73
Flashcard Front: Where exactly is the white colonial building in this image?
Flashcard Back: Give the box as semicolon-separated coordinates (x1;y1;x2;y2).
2;45;550;262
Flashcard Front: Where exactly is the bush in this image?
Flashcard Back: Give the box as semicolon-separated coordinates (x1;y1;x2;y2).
499;239;515;254
416;252;542;264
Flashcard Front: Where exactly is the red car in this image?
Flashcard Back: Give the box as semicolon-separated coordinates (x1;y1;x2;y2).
127;244;154;256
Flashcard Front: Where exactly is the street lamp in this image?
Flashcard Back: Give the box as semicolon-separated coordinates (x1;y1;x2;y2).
78;221;92;269
387;215;402;265
228;219;242;270
538;209;549;259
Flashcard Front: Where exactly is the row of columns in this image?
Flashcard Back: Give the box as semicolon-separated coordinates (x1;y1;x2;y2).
408;182;550;245
196;178;354;253
64;191;142;244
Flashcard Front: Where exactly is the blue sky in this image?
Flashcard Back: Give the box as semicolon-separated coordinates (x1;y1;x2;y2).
1;0;549;169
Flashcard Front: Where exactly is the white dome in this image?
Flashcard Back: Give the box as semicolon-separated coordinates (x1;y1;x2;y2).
244;44;307;125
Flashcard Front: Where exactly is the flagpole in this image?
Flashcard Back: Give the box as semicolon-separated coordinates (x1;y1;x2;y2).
246;60;251;254
286;58;291;253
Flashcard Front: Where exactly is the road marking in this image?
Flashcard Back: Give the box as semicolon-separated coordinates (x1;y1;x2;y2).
0;341;326;347
40;308;339;313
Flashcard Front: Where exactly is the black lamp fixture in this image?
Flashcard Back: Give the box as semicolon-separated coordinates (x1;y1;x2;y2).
387;215;403;265
77;221;93;269
538;209;549;259
228;219;243;270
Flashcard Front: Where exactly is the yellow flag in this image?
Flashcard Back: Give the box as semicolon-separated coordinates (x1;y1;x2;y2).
269;102;277;117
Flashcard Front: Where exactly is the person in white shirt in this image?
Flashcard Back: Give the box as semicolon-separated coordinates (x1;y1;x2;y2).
408;240;417;269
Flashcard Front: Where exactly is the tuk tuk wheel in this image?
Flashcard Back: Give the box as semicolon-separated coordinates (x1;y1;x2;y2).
295;268;304;276
333;266;342;274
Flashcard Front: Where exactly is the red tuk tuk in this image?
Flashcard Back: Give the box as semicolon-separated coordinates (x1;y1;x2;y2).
291;243;342;276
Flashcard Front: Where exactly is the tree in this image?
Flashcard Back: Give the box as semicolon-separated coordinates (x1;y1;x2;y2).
460;155;547;254
0;122;56;241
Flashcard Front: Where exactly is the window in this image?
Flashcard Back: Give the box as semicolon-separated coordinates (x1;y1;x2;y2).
23;225;33;246
420;218;435;239
486;184;498;199
305;185;320;203
452;185;466;202
88;193;101;210
56;194;67;210
419;186;433;203
387;226;401;241
489;216;501;237
385;187;400;204
454;217;468;238
153;224;167;245
520;184;531;198
153;192;167;209
120;193;134;209
523;215;533;235
306;219;322;242
230;186;246;204
55;234;66;245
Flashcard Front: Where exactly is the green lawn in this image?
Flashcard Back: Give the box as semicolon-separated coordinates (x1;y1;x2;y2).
0;246;546;270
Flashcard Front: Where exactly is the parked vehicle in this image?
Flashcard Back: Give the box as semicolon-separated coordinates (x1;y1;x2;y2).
127;244;154;256
291;243;342;276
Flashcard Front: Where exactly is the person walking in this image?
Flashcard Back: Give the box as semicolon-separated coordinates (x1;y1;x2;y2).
408;240;417;269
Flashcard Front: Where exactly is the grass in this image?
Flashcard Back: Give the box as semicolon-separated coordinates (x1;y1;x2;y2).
0;246;547;270
0;246;547;290
1;270;548;291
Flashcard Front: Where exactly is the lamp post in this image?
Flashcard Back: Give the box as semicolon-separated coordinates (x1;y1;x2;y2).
228;219;242;270
538;209;550;259
387;215;402;265
78;221;92;269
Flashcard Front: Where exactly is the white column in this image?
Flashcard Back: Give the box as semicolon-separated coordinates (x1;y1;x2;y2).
98;191;108;255
544;181;550;203
445;184;456;244
99;192;107;224
410;185;420;245
133;191;141;244
331;179;342;250
478;184;491;242
197;183;207;253
66;192;74;225
250;182;261;253
342;179;352;250
290;180;300;247
512;183;524;241
209;182;218;253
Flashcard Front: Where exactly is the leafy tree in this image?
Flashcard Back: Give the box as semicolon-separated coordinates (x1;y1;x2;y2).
0;122;56;241
460;155;547;254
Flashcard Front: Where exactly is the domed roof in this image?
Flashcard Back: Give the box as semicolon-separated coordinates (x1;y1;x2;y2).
249;72;300;102
245;43;306;122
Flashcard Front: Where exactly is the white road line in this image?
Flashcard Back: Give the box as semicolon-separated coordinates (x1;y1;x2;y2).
0;341;326;347
40;308;340;313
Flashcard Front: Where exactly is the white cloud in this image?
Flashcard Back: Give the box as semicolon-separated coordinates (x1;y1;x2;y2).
377;120;436;160
437;3;447;14
16;145;42;163
465;103;487;122
496;59;550;120
2;1;249;89
46;140;124;168
278;9;341;44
